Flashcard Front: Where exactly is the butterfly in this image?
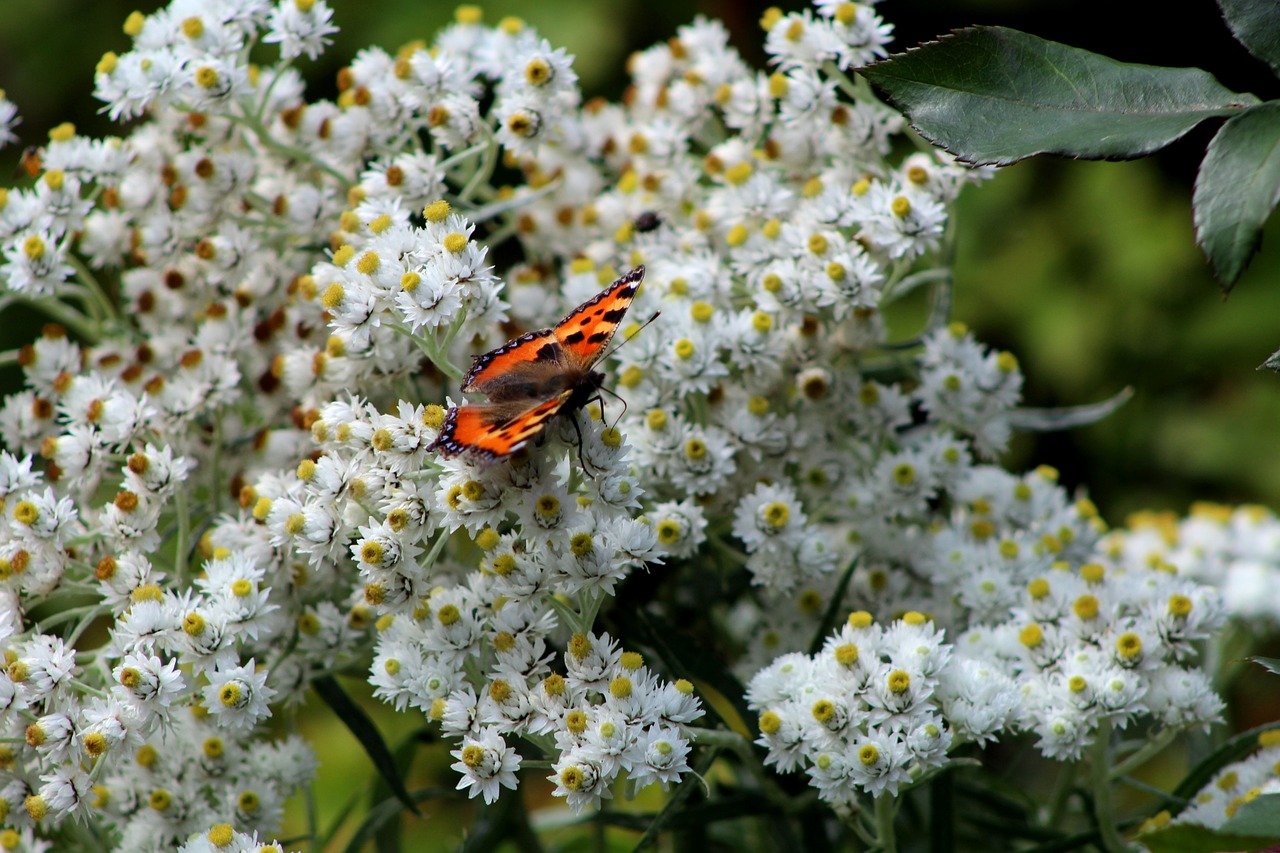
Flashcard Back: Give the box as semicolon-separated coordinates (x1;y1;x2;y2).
428;265;645;461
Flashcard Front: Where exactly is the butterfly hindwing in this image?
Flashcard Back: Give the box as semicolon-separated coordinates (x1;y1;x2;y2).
433;391;574;459
553;266;644;365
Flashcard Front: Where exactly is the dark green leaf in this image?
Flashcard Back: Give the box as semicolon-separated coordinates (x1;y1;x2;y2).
634;748;720;850
1251;656;1280;675
1138;822;1277;853
1222;793;1280;836
1171;720;1280;810
312;676;421;818
341;788;450;853
863;27;1257;166
1009;387;1133;431
1194;102;1280;288
1218;0;1280;76
372;728;432;853
808;556;858;654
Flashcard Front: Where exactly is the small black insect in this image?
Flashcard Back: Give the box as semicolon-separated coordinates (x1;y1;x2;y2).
633;210;661;234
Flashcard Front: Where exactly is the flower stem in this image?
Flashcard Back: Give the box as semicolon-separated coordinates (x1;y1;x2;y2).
22;296;99;343
174;487;191;581
874;793;897;853
1046;759;1076;829
1090;719;1126;852
1110;727;1178;780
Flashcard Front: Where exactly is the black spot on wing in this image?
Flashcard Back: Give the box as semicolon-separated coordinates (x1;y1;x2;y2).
535;343;558;361
563;330;585;344
602;307;627;323
587;331;609;344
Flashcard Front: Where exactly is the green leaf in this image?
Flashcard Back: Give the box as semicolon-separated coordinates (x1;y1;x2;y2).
1222;793;1280;836
1170;720;1280;810
1194;102;1280;289
808;556;858;654
863;26;1257;166
1251;656;1280;675
341;788;450;853
1009;387;1134;431
371;728;432;853
312;675;422;818
633;748;720;850
1218;0;1280;76
1138;822;1277;853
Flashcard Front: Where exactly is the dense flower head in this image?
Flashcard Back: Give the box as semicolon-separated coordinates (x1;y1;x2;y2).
0;0;1257;844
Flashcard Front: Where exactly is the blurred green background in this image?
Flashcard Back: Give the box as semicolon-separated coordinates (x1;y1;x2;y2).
3;0;1279;848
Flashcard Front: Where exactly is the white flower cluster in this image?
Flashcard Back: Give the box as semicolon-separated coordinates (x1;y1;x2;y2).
1101;503;1280;624
743;455;1228;798
749;613;954;803
0;0;1257;844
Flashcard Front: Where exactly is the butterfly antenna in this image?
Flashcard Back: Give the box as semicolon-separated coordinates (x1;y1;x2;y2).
600;311;661;363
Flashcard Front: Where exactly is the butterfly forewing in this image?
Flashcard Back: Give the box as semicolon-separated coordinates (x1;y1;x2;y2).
461;329;560;395
553;266;644;365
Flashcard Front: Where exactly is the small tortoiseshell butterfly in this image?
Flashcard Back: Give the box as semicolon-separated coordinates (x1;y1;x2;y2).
428;266;645;461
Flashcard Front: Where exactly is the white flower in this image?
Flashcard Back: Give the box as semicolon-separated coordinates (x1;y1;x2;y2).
450;727;521;804
202;659;276;731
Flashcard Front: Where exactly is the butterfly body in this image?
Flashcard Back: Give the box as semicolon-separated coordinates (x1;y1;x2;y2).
429;266;644;461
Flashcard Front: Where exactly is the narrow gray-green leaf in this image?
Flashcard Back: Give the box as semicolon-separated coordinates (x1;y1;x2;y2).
1193;102;1280;289
313;676;421;818
1263;346;1280;371
1009;387;1133;431
1171;720;1280;808
863;27;1257;166
1138;823;1277;853
1218;0;1280;76
1251;656;1280;675
1221;793;1280;836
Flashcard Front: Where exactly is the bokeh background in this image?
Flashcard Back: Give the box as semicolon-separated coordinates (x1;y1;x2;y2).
2;0;1278;848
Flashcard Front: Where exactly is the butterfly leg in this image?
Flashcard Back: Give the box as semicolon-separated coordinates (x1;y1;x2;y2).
597;385;628;430
566;410;599;478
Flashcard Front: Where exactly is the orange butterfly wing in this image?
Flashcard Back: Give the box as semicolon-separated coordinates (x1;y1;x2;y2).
432;392;573;460
553;266;644;364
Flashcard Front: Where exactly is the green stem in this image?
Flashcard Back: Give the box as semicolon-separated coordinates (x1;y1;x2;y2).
210;415;224;516
874;793;897;853
440;140;489;171
457;130;499;203
387;322;464;381
1110;727;1179;780
68;679;108;699
66;253;117;322
64;605;106;648
1046;760;1077;830
174;487;191;581
225;111;352;188
34;603;103;634
20;297;99;343
1090;720;1126;853
576;588;605;632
